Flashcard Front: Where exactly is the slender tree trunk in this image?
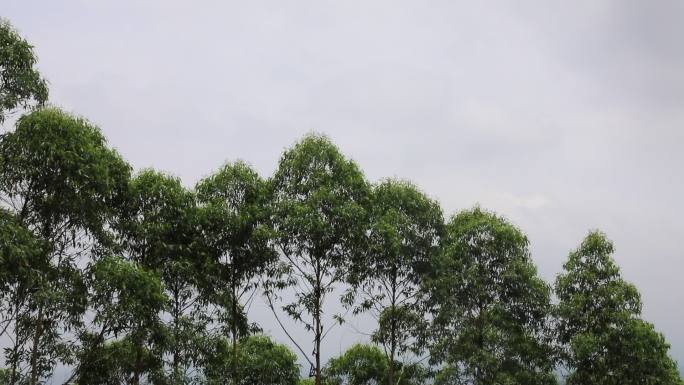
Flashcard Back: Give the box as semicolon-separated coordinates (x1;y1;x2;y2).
131;352;142;385
315;318;322;385
388;269;398;385
231;274;238;385
173;287;180;385
389;325;396;385
29;304;44;385
9;310;21;385
476;303;484;385
314;258;322;385
30;222;52;385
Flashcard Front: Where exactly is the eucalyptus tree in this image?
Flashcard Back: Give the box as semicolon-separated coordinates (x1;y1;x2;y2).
202;335;300;385
0;19;48;123
72;256;168;385
269;134;369;385
195;161;274;342
0;107;131;384
555;231;682;385
74;338;165;385
422;207;556;385
195;160;276;383
0;209;45;384
345;179;442;385
118;170;204;384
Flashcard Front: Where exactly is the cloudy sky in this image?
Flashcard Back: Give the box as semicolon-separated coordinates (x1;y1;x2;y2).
5;0;684;373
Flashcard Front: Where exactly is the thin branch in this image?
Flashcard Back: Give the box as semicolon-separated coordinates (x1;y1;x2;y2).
263;291;313;366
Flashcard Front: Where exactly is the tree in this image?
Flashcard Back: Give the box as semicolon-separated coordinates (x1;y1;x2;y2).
268;134;369;385
202;335;300;385
325;344;388;385
345;179;442;385
324;343;430;385
0;208;45;384
422;207;556;385
0;19;48;123
555;231;682;385
72;256;168;385
74;338;165;385
0;107;131;384
195;161;276;384
118;170;203;385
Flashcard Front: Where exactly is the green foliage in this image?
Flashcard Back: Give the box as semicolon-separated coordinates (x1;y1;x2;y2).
0;107;131;384
324;343;429;385
0;51;678;383
75;337;166;385
119;170;196;269
269;134;370;383
195;161;275;341
202;335;300;385
0;19;48;123
555;232;641;348
0;14;681;384
88;256;167;334
118;170;204;384
0;209;46;384
325;344;388;385
345;179;442;384
0;107;131;243
555;231;682;385
72;256;169;384
0;208;45;304
423;207;557;385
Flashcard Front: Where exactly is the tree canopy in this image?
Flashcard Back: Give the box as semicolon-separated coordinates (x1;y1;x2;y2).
345;179;442;385
0;19;48;123
324;343;429;385
423;207;557;385
0;18;681;385
555;231;682;385
269;134;369;384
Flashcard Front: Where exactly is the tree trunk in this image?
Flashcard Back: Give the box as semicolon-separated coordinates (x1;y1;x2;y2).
314;259;322;385
232;277;238;385
388;270;398;385
131;353;142;385
315;321;322;385
389;332;396;385
30;222;51;385
9;314;21;385
29;305;44;385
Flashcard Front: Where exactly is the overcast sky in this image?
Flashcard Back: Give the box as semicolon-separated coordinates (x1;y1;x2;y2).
4;0;684;375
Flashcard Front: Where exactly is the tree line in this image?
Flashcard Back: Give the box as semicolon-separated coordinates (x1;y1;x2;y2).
1;18;682;385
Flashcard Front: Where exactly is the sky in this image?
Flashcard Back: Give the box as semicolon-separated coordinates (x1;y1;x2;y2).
4;0;684;376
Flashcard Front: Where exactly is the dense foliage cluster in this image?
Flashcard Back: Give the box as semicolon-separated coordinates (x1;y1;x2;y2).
0;18;681;385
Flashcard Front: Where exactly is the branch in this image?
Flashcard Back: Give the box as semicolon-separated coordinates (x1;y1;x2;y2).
263;291;313;366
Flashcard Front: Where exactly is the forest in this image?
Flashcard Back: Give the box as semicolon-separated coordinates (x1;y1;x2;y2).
1;17;682;385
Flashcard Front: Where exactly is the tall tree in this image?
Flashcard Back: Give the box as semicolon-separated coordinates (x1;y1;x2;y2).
346;179;442;385
268;134;369;385
73;256;168;385
0;209;45;384
118;170;203;385
0;107;130;384
195;161;276;384
0;19;48;123
555;231;682;385
422;207;556;385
